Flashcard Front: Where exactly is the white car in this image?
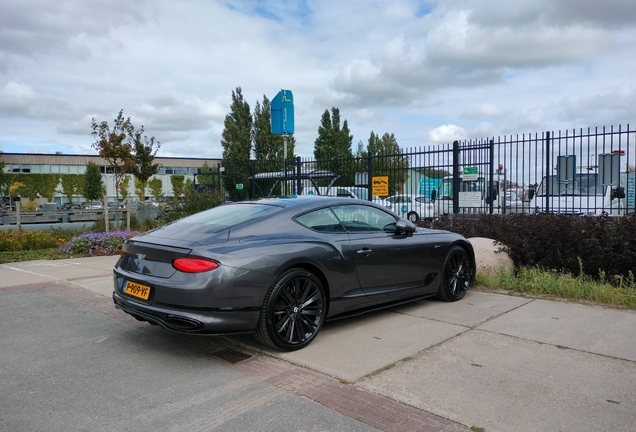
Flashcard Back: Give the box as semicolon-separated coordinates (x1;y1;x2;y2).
383;194;435;222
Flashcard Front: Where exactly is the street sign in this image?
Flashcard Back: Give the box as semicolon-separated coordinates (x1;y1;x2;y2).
459;191;481;207
372;176;389;197
598;153;620;186
271;90;295;135
556;155;576;183
462;166;478;181
236;183;243;190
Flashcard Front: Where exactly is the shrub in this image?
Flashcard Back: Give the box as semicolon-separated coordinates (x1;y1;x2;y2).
423;214;636;283
0;229;59;252
167;188;226;221
59;230;140;256
90;216;116;233
21;202;38;211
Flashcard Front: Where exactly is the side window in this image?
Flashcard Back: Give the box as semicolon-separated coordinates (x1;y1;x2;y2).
295;208;345;232
332;204;398;233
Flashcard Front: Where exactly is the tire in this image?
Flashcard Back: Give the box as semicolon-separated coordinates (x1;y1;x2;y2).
437;246;473;302
407;211;419;223
255;269;326;351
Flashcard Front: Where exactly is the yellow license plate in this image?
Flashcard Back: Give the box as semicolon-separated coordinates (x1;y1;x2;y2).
124;281;151;300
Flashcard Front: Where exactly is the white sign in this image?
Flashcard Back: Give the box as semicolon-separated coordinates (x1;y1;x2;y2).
459;191;482;207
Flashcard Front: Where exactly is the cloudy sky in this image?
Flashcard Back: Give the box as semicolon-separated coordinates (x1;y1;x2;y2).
1;0;635;159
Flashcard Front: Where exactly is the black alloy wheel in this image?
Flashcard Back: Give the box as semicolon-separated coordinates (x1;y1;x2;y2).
255;269;326;351
437;246;473;301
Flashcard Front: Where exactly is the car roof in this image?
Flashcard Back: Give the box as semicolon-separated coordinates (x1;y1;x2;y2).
235;195;380;210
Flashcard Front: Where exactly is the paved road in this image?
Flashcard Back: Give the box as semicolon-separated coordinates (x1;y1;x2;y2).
2;256;636;432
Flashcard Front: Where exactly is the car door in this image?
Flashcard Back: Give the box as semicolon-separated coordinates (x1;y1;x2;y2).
332;204;436;300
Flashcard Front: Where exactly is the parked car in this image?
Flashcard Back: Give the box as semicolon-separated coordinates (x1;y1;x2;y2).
113;196;475;351
502;192;525;214
38;203;61;211
122;200;140;210
82;201;104;210
384;194;436;222
61;203;83;210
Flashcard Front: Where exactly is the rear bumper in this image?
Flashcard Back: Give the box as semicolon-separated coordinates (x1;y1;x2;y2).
112;291;260;335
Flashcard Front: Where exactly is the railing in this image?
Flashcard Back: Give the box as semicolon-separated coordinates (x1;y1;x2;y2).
220;124;635;217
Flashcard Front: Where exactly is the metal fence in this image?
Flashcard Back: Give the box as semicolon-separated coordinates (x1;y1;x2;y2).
219;124;636;217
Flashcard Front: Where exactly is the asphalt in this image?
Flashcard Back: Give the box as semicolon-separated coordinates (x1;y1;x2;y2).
2;256;636;432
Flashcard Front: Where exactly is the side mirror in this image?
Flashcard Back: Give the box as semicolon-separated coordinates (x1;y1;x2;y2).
613;187;626;200
430;189;437;202
396;219;415;237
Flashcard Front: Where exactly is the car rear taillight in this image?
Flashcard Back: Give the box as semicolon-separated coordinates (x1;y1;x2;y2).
173;258;219;273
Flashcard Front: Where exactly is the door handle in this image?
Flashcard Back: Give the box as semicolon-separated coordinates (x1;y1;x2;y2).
357;248;372;256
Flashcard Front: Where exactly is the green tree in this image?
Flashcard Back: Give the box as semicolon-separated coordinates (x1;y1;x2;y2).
14;174;38;201
127;121;161;201
83;162;105;202
134;177;146;200
314;107;354;185
148;177;163;201
37;174;61;202
119;175;131;201
61;174;83;203
170;175;185;198
221;87;253;201
8;179;24;206
197;161;216;185
253;95;296;172
0;158;8;198
91;110;136;204
363;131;409;196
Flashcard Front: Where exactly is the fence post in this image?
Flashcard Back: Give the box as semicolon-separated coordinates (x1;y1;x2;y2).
216;162;225;193
104;196;109;234
126;196;130;231
367;153;373;201
545;131;551;214
453;140;460;214
296;157;302;196
16;201;21;230
250;160;256;199
489;139;495;214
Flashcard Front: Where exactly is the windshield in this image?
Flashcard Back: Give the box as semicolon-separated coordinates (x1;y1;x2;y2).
536;174;604;196
438;178;487;199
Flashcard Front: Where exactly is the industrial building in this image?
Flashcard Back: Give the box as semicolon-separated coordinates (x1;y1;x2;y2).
1;152;222;205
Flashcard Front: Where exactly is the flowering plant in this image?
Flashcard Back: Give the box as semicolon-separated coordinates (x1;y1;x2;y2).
59;230;140;256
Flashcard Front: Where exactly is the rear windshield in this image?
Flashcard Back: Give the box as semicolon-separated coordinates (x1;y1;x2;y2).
179;203;282;230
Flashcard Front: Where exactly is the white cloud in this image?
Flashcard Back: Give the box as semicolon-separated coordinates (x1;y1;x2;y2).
0;0;634;157
428;124;467;143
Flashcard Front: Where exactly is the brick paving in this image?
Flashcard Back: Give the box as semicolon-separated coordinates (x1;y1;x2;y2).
3;280;469;432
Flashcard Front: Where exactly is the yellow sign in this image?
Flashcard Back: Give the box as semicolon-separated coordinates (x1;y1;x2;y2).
372;176;389;197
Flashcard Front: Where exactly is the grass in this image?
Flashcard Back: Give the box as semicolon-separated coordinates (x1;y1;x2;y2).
0;248;88;264
476;266;636;310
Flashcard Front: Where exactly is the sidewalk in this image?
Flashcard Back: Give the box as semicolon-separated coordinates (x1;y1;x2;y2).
2;256;636;432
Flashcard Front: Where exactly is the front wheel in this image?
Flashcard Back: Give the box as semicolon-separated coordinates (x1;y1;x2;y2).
407;211;419;223
255;269;326;351
437;246;473;301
